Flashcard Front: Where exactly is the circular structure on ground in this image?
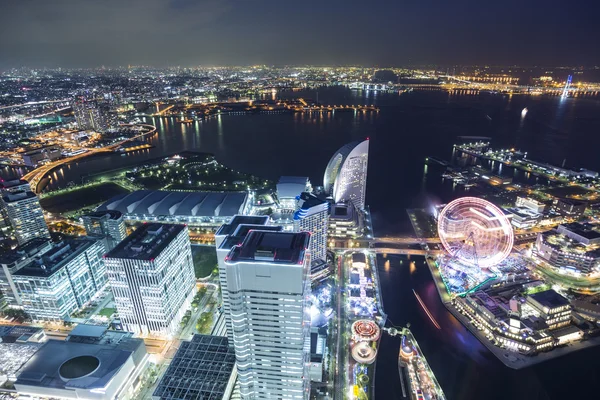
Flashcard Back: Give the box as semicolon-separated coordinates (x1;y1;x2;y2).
437;197;514;268
59;355;101;380
351;320;380;342
351;342;377;364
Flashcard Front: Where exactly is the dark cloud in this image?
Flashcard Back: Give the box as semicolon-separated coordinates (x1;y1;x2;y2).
0;0;598;67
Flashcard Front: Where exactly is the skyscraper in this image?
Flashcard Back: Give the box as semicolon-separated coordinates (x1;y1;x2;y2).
225;230;311;400
215;215;281;345
1;191;50;245
104;223;196;337
294;192;329;262
73;98;109;132
323;139;369;210
81;210;127;250
12;238;107;321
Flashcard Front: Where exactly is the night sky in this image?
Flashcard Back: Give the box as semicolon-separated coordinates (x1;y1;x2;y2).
1;0;598;68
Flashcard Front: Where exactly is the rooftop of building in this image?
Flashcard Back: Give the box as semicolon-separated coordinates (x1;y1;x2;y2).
67;324;133;345
227;230;310;264
105;223;186;261
330;201;356;221
556;198;587;207
558;222;600;240
540;230;600;258
505;207;541;218
97;190;248;218
81;210;123;221
0;179;29;190
0;239;52;266
528;289;570;309
352;252;366;264
14;238;100;278
2;190;37;204
15;336;144;391
220;225;283;251
277;176;311;199
0;325;44;344
153;335;235;400
215;215;269;237
277;176;310;185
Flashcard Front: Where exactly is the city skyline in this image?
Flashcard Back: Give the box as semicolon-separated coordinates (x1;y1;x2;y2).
1;0;600;68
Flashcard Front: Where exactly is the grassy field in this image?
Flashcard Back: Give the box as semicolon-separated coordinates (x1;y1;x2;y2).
40;182;130;213
192;245;217;278
98;307;116;317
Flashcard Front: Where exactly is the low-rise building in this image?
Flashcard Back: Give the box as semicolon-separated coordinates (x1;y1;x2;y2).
556;222;600;246
552;198;587;218
152;335;236;400
534;229;600;275
15;325;147;400
526;290;571;330
97;190;251;227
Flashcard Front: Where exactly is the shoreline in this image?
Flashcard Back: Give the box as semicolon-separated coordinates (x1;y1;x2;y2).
424;255;600;369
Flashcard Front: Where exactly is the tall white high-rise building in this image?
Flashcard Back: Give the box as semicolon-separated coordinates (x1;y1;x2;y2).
104;223;196;337
323;139;369;210
225;230;311;400
215;215;280;345
81;210;127;250
294;192;329;262
1;191;50;245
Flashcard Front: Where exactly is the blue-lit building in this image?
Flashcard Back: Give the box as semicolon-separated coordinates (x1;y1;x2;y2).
294;192;329;262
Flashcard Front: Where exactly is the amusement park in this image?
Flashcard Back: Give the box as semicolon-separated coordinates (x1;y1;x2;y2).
419;195;600;368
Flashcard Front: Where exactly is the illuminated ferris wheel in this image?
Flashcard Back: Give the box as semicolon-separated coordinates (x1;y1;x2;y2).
437;197;514;269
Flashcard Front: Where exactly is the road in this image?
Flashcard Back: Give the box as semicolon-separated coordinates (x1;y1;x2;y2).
23;123;157;193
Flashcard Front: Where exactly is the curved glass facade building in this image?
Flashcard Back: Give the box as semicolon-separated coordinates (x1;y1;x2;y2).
323;139;369;210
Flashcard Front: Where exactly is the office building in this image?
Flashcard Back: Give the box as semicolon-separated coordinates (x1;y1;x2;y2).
225;230;311;400
104;224;196;337
323;139;369;210
81;210;127;250
215;215;281;345
277;176;312;211
74;98;109;132
97;190;251;227
12;238;107;321
15;325;147;400
153;335;236;400
294;192;329;262
1;191;50;245
0;239;52;306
